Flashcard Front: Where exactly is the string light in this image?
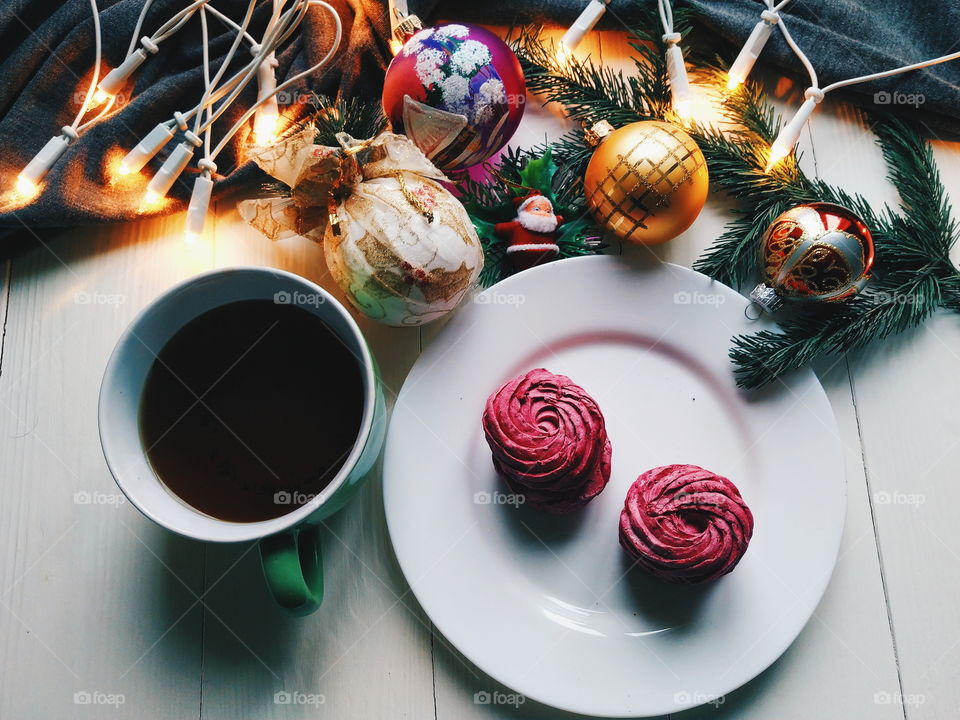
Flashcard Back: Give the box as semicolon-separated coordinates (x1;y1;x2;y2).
12;0;101;199
658;0;692;119
178;0;343;237
766;17;960;170
253;53;281;144
143;138;199;207
726;1;793;91
561;0;612;53
185;162;216;240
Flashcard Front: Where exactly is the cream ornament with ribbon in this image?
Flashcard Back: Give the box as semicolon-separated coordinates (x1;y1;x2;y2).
241;130;483;327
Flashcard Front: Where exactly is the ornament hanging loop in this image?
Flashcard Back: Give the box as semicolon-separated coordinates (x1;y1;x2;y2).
481;162;541;196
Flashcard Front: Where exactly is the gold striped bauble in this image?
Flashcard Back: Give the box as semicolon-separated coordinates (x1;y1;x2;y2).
584;121;709;245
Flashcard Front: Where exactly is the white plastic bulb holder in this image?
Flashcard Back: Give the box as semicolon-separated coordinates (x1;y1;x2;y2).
185;175;214;237
146;142;195;198
561;0;611;51
254;54;281;141
120;123;175;175
768;93;821;167
665;42;692;115
728;18;776;88
98;48;149;96
19;133;72;187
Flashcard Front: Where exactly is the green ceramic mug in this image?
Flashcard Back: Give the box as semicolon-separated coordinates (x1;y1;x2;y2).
98;267;386;615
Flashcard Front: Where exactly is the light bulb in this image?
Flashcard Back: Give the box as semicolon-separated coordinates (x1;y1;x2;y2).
389;38;404;55
97;48;149;99
253;107;280;145
116;161;132;176
142;189;162;208
14;129;75;201
142;140;196;207
254;55;281;145
673;98;693;119
765;140;792;171
91;87;113;107
183;231;200;245
726;72;745;91
14;175;39;200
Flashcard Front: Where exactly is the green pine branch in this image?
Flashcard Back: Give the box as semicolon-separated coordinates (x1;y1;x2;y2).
511;16;959;388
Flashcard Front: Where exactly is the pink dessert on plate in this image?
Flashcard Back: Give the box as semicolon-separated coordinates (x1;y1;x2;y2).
619;464;754;584
482;368;612;513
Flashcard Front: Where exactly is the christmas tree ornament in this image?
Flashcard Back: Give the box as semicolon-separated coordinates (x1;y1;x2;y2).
494;194;564;271
382;23;526;172
323;132;484;326
749;202;875;313
459;148;604;286
583;120;708;245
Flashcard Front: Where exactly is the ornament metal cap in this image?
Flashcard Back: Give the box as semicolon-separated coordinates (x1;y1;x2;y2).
584;119;614;147
393;14;422;42
749;283;783;313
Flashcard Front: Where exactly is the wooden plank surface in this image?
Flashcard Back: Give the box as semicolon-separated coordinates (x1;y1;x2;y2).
0;25;956;720
808;102;960;720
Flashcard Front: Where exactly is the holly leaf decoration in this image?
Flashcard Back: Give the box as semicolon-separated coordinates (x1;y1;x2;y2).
516;147;558;200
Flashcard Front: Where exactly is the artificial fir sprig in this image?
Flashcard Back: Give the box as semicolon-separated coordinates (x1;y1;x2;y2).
692;70;959;387
512;8;959;388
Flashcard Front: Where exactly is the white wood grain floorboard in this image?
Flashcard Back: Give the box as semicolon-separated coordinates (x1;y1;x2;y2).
0;215;209;720
809;105;960;720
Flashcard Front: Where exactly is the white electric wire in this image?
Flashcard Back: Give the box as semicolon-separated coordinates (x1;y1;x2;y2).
71;0;103;130
657;0;673;35
822;51;960;93
777;8;960;97
204;3;260;47
208;0;342;160
191;0;260;137
194;0;311;134
126;0;157;56
776;16;817;89
200;6;213;160
765;0;793;12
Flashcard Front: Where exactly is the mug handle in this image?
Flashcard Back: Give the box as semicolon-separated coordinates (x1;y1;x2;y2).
259;525;324;616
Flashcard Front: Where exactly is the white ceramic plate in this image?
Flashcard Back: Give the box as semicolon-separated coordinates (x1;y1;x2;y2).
383;255;845;717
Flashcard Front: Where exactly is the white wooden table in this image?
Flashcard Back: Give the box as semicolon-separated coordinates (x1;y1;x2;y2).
2;27;959;720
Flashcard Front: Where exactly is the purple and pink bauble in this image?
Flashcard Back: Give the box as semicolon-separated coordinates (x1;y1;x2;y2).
383;23;525;173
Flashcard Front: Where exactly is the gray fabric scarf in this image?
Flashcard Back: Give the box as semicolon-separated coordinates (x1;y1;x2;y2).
0;0;956;232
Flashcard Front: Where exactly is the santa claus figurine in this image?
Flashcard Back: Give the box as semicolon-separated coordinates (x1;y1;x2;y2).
493;193;564;271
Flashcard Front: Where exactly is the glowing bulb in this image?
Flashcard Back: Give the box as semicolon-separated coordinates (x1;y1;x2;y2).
765;140;791;172
183;231;200;245
116;162;132;177
14;175;39;200
14;130;74;201
142;190;161;208
389;38;404;55
253;111;280;145
673;99;693;119
91;87;113;107
556;43;574;67
726;73;745;91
